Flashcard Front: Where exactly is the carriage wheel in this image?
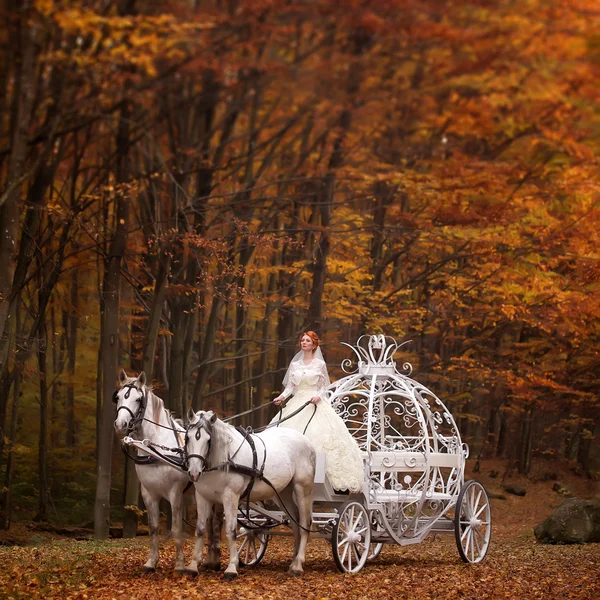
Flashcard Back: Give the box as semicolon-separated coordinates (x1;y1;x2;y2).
236;527;269;567
367;510;384;560
368;542;383;560
332;500;371;573
454;480;491;563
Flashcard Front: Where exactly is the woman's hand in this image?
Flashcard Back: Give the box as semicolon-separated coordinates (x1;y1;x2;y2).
310;396;321;404
273;395;284;406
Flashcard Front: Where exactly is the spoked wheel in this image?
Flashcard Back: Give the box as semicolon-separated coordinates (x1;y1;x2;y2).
368;542;383;560
236;526;269;567
368;510;384;560
332;500;371;573
454;480;492;563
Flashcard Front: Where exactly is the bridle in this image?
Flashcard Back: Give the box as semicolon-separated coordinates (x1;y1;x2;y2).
113;383;147;434
184;420;211;471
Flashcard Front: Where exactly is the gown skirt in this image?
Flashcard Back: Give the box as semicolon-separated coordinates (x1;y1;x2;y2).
271;380;364;493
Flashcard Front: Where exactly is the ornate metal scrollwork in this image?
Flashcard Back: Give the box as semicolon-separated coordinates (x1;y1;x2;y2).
328;334;468;544
381;454;396;468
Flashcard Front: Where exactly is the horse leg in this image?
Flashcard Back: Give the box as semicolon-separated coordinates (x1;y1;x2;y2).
222;491;241;580
288;479;313;575
201;503;223;571
168;487;185;573
140;486;160;572
275;485;303;576
185;493;212;574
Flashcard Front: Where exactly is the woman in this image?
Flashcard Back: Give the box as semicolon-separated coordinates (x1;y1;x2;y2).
272;331;364;493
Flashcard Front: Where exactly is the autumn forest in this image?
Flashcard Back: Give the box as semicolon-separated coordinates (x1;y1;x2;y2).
0;0;598;541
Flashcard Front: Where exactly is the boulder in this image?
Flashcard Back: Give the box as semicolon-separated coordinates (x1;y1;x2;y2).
534;498;600;544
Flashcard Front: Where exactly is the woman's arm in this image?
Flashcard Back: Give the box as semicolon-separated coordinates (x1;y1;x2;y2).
274;363;298;404
316;360;330;403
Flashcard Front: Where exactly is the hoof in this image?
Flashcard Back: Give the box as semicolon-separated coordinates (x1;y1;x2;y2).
142;566;156;573
223;572;238;581
287;568;302;577
183;568;198;577
174;568;186;576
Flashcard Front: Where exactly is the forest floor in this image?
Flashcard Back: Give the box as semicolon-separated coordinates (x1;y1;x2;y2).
0;459;599;600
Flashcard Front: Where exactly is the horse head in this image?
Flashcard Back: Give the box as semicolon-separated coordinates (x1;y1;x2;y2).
185;409;217;482
113;369;147;435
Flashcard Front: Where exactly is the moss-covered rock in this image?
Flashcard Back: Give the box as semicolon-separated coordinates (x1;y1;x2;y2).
534;498;600;544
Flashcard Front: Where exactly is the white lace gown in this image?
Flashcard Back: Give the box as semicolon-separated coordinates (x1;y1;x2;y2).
270;358;364;493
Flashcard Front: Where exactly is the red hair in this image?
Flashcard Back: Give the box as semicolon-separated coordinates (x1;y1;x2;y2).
299;331;320;353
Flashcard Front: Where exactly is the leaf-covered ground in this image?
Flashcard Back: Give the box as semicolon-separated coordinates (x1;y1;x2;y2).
0;532;598;600
1;463;598;599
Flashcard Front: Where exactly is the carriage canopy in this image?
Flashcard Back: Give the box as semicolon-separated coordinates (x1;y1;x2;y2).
328;334;469;544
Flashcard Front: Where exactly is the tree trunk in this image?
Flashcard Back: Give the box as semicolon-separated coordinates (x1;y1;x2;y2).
94;107;130;539
0;4;37;365
275;202;302;380
517;406;533;475
66;268;78;447
168;306;187;414
141;254;170;380
0;301;21;530
307;179;331;332
307;110;350;332
577;417;597;474
192;295;223;410
50;306;60;448
35;320;49;522
369;181;395;292
94;225;125;539
256;273;277;426
234;272;249;416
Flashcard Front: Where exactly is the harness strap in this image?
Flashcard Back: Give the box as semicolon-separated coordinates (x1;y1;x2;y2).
115;383;147;434
223;460;318;534
121;443;157;465
229;427;275;530
122;438;187;471
235;427;259;525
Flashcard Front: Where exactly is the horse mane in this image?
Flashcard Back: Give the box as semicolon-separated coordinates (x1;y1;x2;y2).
146;389;165;437
208;417;236;469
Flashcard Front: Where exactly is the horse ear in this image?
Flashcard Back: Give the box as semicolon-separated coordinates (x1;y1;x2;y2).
187;407;196;424
137;371;146;387
208;411;217;424
119;369;128;385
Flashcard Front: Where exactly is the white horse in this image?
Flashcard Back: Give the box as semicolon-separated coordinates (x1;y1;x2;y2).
113;370;221;573
185;410;315;579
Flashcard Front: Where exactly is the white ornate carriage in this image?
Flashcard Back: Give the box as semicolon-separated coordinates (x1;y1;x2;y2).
237;334;492;573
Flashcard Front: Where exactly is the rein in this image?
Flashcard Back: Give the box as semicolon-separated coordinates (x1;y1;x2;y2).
223;400;276;422
255;400;315;432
